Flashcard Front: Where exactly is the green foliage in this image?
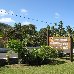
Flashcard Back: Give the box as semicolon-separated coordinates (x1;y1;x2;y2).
0;38;4;48
7;39;22;53
1;21;74;47
28;46;57;65
0;22;11;37
0;31;4;37
6;39;30;64
37;46;57;60
39;28;47;45
7;39;57;65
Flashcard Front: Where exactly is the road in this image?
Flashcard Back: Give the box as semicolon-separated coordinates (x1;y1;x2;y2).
0;53;18;59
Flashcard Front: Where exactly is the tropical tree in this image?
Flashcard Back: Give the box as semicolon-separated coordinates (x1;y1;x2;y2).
66;25;73;36
58;21;65;36
39;28;47;45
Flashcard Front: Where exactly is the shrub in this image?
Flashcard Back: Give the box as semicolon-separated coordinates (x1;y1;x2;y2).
28;48;41;65
28;46;57;65
6;39;29;64
6;39;22;53
7;39;57;65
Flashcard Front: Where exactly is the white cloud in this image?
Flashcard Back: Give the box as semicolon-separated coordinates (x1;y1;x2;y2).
8;10;14;15
21;9;28;15
54;12;60;18
22;21;31;25
0;17;15;23
0;9;14;16
21;9;28;13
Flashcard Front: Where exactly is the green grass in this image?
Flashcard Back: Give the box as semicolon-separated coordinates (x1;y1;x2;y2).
0;59;74;74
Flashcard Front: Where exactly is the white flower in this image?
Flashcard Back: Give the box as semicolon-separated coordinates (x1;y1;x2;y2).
25;55;27;56
41;46;42;47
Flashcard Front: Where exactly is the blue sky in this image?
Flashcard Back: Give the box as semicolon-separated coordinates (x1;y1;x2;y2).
0;0;74;30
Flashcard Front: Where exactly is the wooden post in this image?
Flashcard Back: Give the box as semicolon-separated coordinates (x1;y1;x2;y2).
47;28;49;46
70;36;73;62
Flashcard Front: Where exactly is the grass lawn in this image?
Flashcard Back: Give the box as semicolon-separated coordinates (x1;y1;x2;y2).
0;59;74;74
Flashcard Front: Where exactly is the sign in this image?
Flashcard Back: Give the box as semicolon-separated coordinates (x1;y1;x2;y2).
49;37;71;50
47;29;73;62
48;36;73;62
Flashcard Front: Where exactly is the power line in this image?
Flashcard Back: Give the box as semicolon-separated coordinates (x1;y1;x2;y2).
0;10;48;24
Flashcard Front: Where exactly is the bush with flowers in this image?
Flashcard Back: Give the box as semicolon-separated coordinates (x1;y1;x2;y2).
7;39;57;65
28;45;57;65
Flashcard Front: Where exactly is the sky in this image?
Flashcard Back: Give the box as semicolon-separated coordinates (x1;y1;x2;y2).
0;0;74;30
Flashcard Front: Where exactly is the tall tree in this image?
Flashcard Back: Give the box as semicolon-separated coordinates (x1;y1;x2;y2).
66;25;73;36
39;28;47;45
58;21;66;36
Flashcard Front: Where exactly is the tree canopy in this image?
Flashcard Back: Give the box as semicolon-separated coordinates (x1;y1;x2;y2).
0;21;74;47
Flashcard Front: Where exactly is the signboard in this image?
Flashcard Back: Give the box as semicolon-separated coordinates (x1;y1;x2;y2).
49;37;71;50
47;29;73;62
48;36;73;62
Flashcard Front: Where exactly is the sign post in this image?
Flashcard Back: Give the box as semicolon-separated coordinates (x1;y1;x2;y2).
70;36;73;62
48;36;73;62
